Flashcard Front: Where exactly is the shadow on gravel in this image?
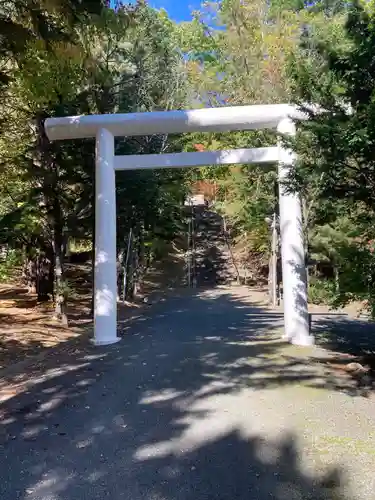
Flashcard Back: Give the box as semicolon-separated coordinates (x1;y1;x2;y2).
312;315;375;356
0;291;359;499
287;242;375;396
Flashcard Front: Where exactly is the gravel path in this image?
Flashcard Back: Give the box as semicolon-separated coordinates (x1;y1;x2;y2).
1;287;375;500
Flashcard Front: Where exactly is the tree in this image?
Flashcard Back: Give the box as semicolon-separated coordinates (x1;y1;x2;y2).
287;1;375;313
177;0;308;287
0;1;189;320
0;0;105;86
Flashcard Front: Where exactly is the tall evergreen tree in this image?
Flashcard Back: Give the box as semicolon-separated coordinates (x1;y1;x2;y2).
0;1;189;319
288;1;375;313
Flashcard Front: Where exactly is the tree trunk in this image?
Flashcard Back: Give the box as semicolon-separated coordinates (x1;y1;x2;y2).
334;266;340;293
23;246;37;294
268;251;273;303
137;230;146;295
122;229;132;302
268;214;278;306
302;196;311;290
62;234;69;259
126;239;134;300
23;247;53;301
132;238;139;297
53;232;68;325
91;226;95;316
117;250;124;301
37;249;54;302
34;114;56;305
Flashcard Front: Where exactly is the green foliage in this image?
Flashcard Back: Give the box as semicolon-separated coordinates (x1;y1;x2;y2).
286;0;375;314
289;2;375;210
216;165;277;252
69;239;92;253
308;277;337;305
2;0;375;320
176;0;327;257
328;240;375;316
0;249;22;282
0;0;189;307
0;0;105;87
179;0;375;311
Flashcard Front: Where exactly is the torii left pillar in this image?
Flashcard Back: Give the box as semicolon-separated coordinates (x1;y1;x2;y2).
93;128;120;345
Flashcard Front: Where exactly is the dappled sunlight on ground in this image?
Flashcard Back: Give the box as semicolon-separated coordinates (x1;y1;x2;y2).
0;283;90;372
0;288;374;498
0;242;188;375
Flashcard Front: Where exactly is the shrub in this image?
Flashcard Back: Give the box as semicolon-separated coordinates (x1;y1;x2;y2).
308;277;337;305
0;249;23;282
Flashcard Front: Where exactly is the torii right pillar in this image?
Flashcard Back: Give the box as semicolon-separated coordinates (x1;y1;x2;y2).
277;118;313;346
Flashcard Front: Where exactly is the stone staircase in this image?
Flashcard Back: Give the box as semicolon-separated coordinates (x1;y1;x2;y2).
192;209;238;287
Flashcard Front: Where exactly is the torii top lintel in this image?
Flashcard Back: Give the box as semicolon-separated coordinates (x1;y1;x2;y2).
44;104;305;141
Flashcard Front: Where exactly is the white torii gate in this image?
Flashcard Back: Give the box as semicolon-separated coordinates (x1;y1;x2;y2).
45;104;313;347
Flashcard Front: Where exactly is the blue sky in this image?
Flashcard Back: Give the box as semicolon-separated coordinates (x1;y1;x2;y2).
115;0;200;21
147;0;200;21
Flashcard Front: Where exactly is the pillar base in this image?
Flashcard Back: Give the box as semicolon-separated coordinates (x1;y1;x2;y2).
290;335;314;347
282;334;314;346
91;336;121;346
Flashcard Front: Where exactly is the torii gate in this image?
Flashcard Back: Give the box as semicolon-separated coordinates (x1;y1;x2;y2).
45;104;313;347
